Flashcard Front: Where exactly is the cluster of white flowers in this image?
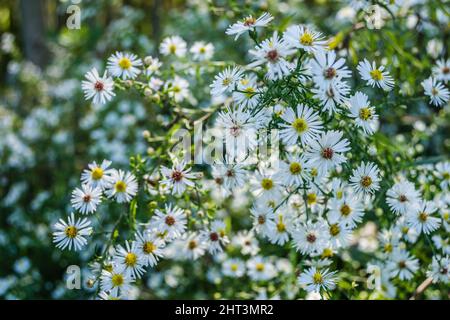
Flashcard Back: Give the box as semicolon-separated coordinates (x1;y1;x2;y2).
54;11;449;300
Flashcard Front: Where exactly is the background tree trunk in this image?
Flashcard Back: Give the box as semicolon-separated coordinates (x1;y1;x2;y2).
19;0;49;68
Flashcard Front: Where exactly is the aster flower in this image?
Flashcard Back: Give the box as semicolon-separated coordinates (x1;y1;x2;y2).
107;51;142;80
312;80;350;115
113;240;146;279
357;59;394;91
309;50;351;89
210;66;244;97
275;153;311;187
427;255;450;284
386;180;421;215
200;220;229;254
81;68;115;104
159;35;187;57
279;104;323;146
232;75;261;108
432;58;450;83
150;204;187;240
165;76;190;102
251;169;283;202
435;162;450;190
190;41;214;61
248;32;296;80
160;161;196;195
349;161;381;196
71;183;102;214
266;207;294;245
387;249;419;280
291;221;329;256
347;91;379;135
80;159;113;190
421;77;450;107
298;267;337;293
100;267;134;297
143;56;162;76
135;230;165;267
305;130;350;175
225;12;273;40
222;258;246;277
53;212;92;251
283;25;326;54
406;200;441;235
181;232;207;260
104;169;138;203
211;159;248;195
328;195;365;228
246;256;277;281
250;204;276;236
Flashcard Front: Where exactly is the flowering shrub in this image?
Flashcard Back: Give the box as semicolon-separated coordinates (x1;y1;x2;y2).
49;3;450;300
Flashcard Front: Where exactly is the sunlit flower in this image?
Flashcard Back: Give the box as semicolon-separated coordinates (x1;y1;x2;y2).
71;183;102;214
283;25;326;54
105;169;138;203
53;212;92;251
81;68;115;104
225;12;273;40
357;59;394;91
421;77;450;107
160;35;187;57
107;51;142;80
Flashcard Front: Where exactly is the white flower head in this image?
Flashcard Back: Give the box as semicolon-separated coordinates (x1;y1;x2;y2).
100;266;134;297
190;41;214;61
357;59;394;91
160;161;196;195
135;230;165;267
81;68;115;104
298;267;337;293
283;25;327;54
105;169;138;203
160;35;187;57
225;12;273;40
386;180;421;215
347;91;379;135
107;51;142;80
349;161;381;196
406;200;441;235
150;204;187;240
113;240;146;279
421;77;450;107
81;159;113;190
279;104;323;146
53;212;92;251
71;183;102;214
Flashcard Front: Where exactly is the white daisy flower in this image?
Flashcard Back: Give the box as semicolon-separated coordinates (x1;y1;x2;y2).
387;249;419;280
81;68;115;104
349;161;381;196
283;25;326;54
225;12;273;40
150;204;187;240
107;51;142;80
211;159;247;195
305;130;350;175
143;56;162;76
267;206;294;245
200;220;230;254
149;77;164;91
421;77;450;107
104;169;138;203
327;220;352;249
182;232;206;260
248;31;296;80
378;228;401;256
232;230;260;256
251;169;283;202
312;80;350;115
279;104;323;146
394;216;419;244
190;41;214;61
81;159;113;190
210;66;244;97
309;50;351;89
160;161;196;195
298;267;337;293
216;105;258;157
114;240;146;279
328;195;365;228
357;59;395;91
427;255;450;284
435;161;450;190
250;204;276;236
406;200;441;235
159;35;187;57
222;258;246;277
100;267;134;297
292;221;329;256
432;235;450;255
347;91;379;135
165;76;190;102
432;58;450;83
232;75;261;108
386;180;421;215
246;256;277;281
70;183;102;214
276;153;311;187
135;230;165;267
53;212;92;251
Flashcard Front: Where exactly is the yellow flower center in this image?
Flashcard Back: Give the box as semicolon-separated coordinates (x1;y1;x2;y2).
384;243;393;253
169;44;177;54
313;271;323;284
222;77;231;86
307;193;317;205
172;85;181;93
125;253;137;266
361;176;373;187
289;162;302;174
115;180;127;193
118;57;132;70
370;69;383;81
276;218;286;232
143;241;156;254
359;108;372;121
321;248;334;259
255;263;265;272
199;47;206;53
443;172;450;180
300;32;314;46
311;168;318;177
91;167;103;180
111;274;124;287
231;264;238;272
418;212;428;222
261;178;274;190
292;117;308;133
329;223;340;236
244;87;255;98
65;226;78;238
340;204;352;216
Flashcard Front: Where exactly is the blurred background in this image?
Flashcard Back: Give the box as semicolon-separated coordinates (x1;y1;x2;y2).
0;0;448;299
